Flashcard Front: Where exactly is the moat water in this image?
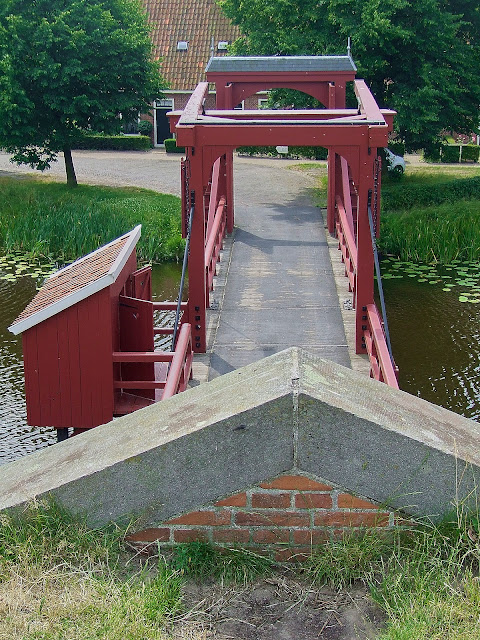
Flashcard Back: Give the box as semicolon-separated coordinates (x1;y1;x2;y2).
0;257;184;465
1;255;479;465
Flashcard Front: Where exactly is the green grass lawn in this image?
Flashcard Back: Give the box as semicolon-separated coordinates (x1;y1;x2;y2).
0;177;183;264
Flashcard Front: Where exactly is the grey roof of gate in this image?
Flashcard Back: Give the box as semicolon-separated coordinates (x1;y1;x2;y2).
206;55;357;74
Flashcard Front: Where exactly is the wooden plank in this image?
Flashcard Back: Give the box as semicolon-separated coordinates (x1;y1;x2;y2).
36;317;60;426
57;313;73;427
96;288;114;423
65;305;83;428
22;328;41;426
119;295;155;400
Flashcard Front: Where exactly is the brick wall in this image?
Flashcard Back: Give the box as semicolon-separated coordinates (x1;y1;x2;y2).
126;472;395;561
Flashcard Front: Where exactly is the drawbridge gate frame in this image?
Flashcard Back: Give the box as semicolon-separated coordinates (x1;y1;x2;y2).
170;55;398;387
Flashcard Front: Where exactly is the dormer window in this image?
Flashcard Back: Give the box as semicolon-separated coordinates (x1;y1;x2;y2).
177;41;188;51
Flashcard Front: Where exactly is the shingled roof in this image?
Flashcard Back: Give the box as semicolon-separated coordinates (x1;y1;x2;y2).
144;0;240;91
9;226;141;336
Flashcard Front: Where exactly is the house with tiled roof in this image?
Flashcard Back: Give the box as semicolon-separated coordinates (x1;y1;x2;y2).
142;0;241;145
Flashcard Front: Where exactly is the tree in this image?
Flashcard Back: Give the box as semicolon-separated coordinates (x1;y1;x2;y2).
0;0;164;186
219;0;480;150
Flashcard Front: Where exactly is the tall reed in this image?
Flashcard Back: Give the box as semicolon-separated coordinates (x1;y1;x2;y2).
0;178;183;263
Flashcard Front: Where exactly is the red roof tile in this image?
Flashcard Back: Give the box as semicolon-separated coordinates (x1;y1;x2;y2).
144;0;240;91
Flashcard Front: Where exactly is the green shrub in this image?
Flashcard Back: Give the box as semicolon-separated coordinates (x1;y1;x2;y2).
236;145;327;160
441;145;461;163
461;145;479;163
382;175;480;211
423;143;442;162
164;138;185;153
388;141;405;156
73;134;152;151
137;119;153;136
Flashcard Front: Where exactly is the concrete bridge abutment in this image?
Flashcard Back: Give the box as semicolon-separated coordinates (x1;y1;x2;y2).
1;348;479;557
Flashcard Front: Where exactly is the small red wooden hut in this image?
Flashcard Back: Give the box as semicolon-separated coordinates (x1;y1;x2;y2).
9;227;193;439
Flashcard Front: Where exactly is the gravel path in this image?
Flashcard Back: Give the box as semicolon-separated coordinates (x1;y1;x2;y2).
0;149;320;195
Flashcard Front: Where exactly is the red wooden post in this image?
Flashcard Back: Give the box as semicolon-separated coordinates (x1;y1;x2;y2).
354;148;375;354
187;147;209;353
225;149;235;233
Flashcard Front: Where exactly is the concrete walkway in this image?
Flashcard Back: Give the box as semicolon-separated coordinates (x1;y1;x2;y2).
208;159;350;378
0;150;351;379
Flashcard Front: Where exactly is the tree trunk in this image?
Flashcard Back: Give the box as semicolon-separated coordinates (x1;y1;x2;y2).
63;146;78;187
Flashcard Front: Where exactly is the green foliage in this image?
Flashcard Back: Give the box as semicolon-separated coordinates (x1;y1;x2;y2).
164;138;186;154
461;146;480;163
220;0;480;149
441;145;461;163
388;142;405;157
305;529;390;589
382;175;480;211
73;134;152;151
423;142;442;162
171;541;274;584
237;145;328;160
0;0;164;184
138;119;153;136
371;519;480;640
142;562;183;623
0;177;183;262
0;498;122;571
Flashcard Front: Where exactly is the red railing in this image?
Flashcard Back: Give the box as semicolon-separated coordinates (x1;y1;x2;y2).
335;158;398;388
363;305;399;388
204;157;228;305
112;323;193;399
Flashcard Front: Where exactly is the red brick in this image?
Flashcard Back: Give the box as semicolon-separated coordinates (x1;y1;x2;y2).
251;492;291;508
166;511;230;526
252;529;290;544
235;511;310;528
173;529;209;543
338;494;379;509
293;530;330;545
213;529;251;543
260;475;332;491
215;493;247;507
125;527;170;543
295;493;332;509
275;547;311;562
314;512;390;528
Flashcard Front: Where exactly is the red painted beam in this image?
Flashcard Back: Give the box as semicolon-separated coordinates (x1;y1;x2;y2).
365;304;399;389
162;323;193;399
112;352;173;363
175;124;388;149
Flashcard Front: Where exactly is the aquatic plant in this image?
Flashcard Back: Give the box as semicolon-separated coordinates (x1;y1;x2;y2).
0;178;183;264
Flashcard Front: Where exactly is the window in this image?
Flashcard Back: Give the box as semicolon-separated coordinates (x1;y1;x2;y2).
177;41;188;51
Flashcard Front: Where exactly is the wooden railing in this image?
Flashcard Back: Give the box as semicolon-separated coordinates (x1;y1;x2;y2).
363;305;399;388
336;157;398;388
204;157;227;306
112;323;193;398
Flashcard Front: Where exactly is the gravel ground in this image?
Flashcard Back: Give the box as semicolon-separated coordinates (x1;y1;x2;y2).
0;149;323;196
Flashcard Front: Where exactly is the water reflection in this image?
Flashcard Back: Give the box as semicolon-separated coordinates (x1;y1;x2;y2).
0;262;183;465
382;268;480;421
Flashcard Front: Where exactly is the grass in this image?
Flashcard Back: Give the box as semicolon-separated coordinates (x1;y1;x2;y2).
0;500;183;639
2;500;480;639
379;168;480;263
0;177;183;264
171;540;274;585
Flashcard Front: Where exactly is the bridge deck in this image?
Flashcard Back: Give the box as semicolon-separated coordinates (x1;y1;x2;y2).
206;160;351;379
